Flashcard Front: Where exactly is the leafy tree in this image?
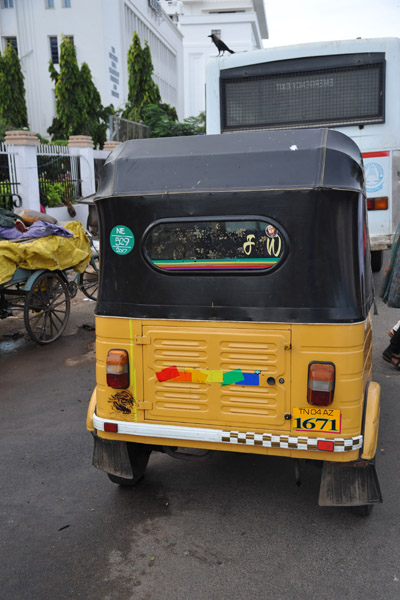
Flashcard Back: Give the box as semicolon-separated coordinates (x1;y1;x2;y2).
122;32;204;139
123;33;161;121
141;41;161;107
52;36;84;134
79;62;113;148
0;116;15;142
48;36;113;147
0;43;28;129
142;105;205;138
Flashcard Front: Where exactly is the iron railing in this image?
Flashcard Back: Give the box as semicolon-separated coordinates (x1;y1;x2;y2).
0;142;20;210
36;144;81;207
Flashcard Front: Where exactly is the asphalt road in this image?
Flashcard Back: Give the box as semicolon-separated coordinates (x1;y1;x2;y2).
1;267;400;600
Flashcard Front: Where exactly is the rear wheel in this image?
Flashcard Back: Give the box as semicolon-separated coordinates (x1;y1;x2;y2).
24;272;70;344
371;250;383;272
107;473;141;486
107;443;152;487
351;504;374;516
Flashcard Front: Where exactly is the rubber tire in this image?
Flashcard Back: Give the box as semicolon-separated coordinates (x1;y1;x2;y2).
107;473;143;486
351;504;374;516
107;443;152;487
371;250;383;273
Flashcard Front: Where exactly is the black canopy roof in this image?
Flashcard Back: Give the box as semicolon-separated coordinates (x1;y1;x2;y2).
96;128;364;199
95;128;372;324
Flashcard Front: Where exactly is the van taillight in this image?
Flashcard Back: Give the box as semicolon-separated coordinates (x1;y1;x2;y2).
106;350;129;389
367;197;388;210
307;362;335;406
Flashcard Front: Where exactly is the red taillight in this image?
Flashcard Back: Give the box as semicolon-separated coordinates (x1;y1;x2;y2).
104;422;118;433
317;440;334;452
307;362;335;406
106;349;129;389
367;197;388;211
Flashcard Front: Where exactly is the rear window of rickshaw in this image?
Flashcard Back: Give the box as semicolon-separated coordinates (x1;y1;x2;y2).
143;218;286;273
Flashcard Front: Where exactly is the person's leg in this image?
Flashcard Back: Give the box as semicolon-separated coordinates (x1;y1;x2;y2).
388;319;400;338
383;327;400;368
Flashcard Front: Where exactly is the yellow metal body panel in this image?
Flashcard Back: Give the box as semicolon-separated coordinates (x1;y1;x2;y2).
361;381;381;460
142;324;291;429
91;312;377;463
86;388;97;431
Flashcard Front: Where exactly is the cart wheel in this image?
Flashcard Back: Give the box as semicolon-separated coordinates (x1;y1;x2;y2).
24;271;70;344
78;256;99;301
68;280;78;298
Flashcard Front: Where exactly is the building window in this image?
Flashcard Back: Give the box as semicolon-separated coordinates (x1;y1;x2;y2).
1;0;14;8
46;0;55;8
63;0;71;6
4;37;18;53
49;36;59;63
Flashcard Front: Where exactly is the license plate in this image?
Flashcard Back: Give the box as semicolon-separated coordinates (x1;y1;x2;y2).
292;407;341;433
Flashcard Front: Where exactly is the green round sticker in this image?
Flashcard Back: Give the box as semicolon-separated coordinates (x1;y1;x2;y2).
110;225;135;255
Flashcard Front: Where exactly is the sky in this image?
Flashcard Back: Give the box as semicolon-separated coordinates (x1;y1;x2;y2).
263;0;400;46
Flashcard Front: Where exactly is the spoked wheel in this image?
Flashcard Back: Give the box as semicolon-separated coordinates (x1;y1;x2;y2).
24;271;70;344
78;256;99;301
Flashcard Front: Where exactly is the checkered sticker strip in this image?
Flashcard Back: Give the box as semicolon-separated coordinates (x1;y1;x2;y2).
221;431;363;452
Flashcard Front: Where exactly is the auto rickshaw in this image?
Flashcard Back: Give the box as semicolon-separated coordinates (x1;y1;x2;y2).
86;128;382;514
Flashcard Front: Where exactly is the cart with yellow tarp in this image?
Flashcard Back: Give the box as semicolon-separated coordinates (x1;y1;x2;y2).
0;221;91;344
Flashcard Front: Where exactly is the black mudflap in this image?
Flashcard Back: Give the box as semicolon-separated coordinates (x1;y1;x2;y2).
318;461;383;507
92;433;134;478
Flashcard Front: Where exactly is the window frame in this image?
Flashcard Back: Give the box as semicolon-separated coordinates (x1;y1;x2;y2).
4;36;18;53
142;215;289;276
49;36;59;63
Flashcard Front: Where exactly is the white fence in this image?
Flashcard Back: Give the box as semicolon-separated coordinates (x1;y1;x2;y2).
1;133;116;223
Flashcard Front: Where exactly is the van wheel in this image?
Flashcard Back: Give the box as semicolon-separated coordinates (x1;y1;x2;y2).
371;250;383;272
351;504;374;516
107;443;152;486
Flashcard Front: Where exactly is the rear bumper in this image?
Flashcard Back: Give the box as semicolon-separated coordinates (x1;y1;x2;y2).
93;412;362;458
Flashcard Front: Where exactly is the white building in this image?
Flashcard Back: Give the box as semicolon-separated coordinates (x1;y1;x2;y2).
0;0;267;138
0;0;183;136
160;0;268;117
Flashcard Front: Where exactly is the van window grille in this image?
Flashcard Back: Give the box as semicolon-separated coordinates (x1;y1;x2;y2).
221;60;384;131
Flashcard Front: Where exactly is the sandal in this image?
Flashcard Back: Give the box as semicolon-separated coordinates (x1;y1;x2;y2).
382;349;400;369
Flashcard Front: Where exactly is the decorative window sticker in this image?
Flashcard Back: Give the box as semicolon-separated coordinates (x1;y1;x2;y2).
143;218;287;273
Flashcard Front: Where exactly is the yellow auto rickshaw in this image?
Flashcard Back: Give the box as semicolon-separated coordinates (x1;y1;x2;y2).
87;128;382;514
